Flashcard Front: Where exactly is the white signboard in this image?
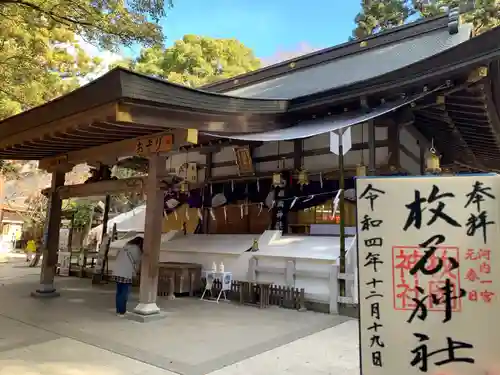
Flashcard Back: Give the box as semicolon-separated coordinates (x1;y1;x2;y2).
356;174;499;375
58;251;71;277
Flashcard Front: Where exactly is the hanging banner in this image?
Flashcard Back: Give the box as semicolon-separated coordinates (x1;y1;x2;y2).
271;186;289;234
356;174;499;375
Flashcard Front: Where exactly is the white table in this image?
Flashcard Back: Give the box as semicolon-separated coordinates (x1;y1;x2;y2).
200;270;233;303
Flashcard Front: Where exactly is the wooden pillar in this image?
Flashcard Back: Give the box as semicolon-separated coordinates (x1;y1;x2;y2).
203;153;213;234
31;170;65;298
387;122;401;169
133;154;166;315
93;194;112;284
419;143;426;175
368;120;377;176
101;194;111;240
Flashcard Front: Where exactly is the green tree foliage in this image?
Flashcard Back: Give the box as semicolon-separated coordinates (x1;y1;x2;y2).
352;0;414;39
117;35;261;87
0;22;100;120
64;200;96;228
0;0;172;120
352;0;499;39
0;0;173;177
0;0;170;50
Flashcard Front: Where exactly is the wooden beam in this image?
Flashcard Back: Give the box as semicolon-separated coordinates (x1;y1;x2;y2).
118;139;391;172
400;144;421;165
44;177;147;199
0;103;117;151
39;129;189;171
211;140;389;169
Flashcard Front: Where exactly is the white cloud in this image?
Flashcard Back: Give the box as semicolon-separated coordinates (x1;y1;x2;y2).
74;36;124;82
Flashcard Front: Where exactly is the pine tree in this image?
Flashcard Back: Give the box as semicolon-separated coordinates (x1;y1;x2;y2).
351;0;414;39
352;0;499;39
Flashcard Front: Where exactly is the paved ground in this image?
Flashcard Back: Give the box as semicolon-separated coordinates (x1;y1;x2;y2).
0;259;360;375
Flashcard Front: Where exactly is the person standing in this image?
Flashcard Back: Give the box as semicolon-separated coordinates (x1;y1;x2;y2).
25;239;37;262
113;236;143;316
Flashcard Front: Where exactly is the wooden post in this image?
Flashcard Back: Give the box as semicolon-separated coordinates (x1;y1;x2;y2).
203;153;212;234
387;122;400;169
31;170;65;298
133;154;166;316
368;120;376;175
419;142;426;175
93;194;111;284
338;130;346;299
101;194;111;240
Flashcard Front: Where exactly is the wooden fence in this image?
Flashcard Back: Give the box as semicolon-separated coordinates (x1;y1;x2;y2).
210;279;306;311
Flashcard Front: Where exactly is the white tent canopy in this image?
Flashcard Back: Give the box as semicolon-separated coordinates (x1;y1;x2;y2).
88;205;146;243
203;91;431;142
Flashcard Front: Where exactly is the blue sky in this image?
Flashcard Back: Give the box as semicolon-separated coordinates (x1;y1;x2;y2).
125;0;360;59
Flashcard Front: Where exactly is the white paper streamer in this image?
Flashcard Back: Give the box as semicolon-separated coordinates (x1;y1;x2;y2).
332;189;343;216
320;172;323;188
268;200;275;211
197;208;203;221
258;203;263;216
185;208;190;220
223;206;227;221
210;208;216;221
164;210;168;220
174;210;178;220
303;195;314;203
240;204;244;219
256;178;260;192
290;197;298;209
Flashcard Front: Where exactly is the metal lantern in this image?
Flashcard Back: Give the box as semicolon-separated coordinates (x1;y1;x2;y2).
272;172;282;187
179;181;189;193
356;164;367;176
425;150;441;174
297;168;309;189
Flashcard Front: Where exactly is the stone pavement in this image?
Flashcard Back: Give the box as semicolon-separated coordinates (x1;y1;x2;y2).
0;262;360;375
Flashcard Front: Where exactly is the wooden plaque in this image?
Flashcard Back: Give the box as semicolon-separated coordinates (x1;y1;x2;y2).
136;134;173;155
234;146;254;175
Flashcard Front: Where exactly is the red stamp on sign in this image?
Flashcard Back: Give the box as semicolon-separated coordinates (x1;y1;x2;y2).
392;246;462;311
464;248;495;303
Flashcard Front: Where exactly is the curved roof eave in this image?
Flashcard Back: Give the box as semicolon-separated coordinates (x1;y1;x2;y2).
0;67;291;143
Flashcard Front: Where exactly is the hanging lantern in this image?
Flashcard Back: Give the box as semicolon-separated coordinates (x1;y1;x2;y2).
272;172;282;187
425;150;441;174
356;164;367;176
297;168;309;189
179;181;189;193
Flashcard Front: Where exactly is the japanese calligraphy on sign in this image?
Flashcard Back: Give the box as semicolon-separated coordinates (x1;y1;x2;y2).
136;134;173;155
356;175;499;375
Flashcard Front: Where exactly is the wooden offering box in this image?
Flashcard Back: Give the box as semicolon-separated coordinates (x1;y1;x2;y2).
158;262;202;296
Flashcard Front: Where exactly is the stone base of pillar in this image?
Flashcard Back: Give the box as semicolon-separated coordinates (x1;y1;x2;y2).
31;284;60;298
125;303;168;323
133;302;160;315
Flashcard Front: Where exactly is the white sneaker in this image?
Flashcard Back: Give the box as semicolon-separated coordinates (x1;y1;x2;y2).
116;313;125;318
